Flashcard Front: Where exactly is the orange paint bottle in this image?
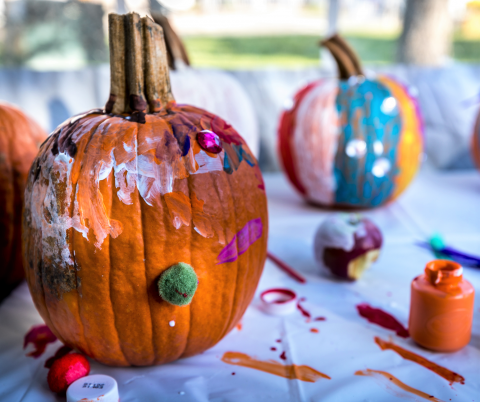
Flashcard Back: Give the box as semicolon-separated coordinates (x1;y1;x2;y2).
409;260;475;352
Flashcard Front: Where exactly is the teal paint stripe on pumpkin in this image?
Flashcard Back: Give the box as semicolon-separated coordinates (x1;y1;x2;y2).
333;79;402;207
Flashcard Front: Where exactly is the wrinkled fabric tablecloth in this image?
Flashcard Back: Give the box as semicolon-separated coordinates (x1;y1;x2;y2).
1;170;479;402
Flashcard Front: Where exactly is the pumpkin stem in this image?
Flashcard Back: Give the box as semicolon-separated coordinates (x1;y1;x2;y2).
321;34;364;80
105;12;174;115
151;12;191;70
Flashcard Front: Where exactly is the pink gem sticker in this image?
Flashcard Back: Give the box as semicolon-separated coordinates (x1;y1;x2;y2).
197;130;222;154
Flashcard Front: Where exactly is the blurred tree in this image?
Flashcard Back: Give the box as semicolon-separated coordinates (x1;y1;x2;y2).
2;0;106;68
397;0;453;66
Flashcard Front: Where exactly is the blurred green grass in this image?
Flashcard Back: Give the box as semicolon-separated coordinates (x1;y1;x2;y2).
183;34;480;69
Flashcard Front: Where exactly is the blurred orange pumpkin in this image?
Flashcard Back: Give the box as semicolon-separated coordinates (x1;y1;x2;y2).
0;103;46;301
22;13;267;366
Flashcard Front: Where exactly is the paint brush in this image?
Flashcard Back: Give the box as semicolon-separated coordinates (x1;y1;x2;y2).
415;234;480;268
267;252;307;284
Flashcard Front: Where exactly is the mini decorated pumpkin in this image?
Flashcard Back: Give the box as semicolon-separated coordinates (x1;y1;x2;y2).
278;35;423;208
23;13;268;367
152;12;260;157
0;103;47;300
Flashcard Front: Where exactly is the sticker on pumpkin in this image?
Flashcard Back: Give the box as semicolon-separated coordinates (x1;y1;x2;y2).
217;218;263;264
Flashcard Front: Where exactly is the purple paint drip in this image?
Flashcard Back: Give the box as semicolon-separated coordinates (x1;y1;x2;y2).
217;218;263;264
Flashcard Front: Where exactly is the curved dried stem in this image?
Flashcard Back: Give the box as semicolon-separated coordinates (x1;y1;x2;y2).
321;34;364;79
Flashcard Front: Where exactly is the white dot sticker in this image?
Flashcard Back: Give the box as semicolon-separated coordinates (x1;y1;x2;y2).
169;320;175;327
67;374;118;402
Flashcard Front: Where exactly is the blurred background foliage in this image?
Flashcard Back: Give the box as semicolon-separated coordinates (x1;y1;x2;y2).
0;0;479;69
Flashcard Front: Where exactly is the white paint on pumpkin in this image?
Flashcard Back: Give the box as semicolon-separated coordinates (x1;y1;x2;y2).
291;81;339;205
192;150;224;175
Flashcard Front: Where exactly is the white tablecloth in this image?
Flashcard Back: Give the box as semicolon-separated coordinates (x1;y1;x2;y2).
1;170;479;402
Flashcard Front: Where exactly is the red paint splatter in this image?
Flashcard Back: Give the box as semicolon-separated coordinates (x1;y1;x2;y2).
271;347;277;351
231;372;236;375
276;339;281;343
280;351;287;360
45;345;73;368
299;297;306;302
314;317;326;321
24;325;57;358
297;300;311;319
356;303;409;338
310;328;319;333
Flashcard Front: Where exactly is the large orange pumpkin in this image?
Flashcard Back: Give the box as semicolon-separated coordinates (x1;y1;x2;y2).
22;13;268;366
0;103;46;300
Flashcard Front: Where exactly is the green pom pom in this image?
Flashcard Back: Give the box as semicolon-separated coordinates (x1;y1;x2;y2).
158;263;198;306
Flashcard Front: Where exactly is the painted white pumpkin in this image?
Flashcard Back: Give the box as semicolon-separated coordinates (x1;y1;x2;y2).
170;67;259;157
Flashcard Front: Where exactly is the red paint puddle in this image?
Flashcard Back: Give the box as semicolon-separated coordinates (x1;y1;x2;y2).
236;322;242;331
221;352;330;383
24;325;57;358
297;300;311;319
280;351;287;360
310;328;319;333
45;345;73;368
375;337;465;385
356;369;444;402
270;347;277;351
314;317;326;321
231;372;236;375
356;303;409;338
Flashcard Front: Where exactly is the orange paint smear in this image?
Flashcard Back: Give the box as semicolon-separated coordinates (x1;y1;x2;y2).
355;369;444;402
374;337;465;385
221;352;330;383
191;192;214;238
236;322;242;331
310;328;319;333
164;191;192;229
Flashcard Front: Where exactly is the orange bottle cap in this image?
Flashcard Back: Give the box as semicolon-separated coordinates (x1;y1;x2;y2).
425;260;463;286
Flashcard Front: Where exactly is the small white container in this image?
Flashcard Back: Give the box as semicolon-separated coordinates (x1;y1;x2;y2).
67;374;119;402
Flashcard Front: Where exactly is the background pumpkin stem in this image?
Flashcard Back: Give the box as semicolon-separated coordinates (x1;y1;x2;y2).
105;12;174;115
151;12;191;71
321;34;364;80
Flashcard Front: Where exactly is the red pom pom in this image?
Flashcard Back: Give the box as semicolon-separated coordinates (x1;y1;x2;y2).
47;353;90;393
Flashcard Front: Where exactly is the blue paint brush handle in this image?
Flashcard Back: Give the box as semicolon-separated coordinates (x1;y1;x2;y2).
415;242;480;268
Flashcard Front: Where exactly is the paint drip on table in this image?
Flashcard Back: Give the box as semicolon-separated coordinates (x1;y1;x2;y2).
24;325;57;358
221;352;330;383
355;369;444;402
356;303;409;338
374;337;465;385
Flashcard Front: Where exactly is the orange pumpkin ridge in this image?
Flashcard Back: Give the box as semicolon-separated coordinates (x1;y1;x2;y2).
23;13;268;366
